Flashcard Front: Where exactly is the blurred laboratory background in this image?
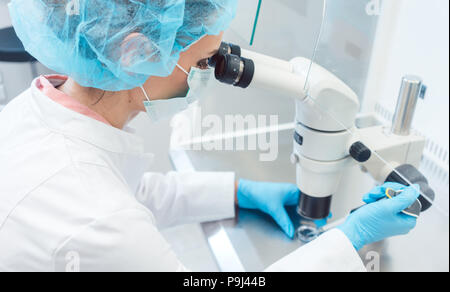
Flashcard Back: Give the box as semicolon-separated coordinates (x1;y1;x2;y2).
0;0;448;271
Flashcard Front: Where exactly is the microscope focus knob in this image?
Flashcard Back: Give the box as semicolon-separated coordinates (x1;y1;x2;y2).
350;142;371;163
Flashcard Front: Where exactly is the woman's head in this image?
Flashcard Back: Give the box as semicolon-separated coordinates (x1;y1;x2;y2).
8;0;237;91
143;32;224;102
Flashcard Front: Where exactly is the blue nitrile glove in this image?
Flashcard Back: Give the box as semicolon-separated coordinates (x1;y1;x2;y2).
338;182;420;251
237;179;301;239
314;214;332;229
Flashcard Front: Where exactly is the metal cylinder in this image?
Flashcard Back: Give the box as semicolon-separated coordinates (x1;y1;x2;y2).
391;75;424;136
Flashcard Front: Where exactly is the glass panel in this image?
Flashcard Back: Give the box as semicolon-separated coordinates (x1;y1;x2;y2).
304;0;380;100
228;0;325;61
303;0;448;218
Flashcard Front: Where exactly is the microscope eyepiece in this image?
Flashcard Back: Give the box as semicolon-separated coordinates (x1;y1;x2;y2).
209;42;242;67
213;54;255;89
218;42;242;57
209;42;254;89
225;42;242;57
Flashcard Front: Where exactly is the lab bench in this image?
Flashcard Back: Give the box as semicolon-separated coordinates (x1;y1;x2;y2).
170;129;449;272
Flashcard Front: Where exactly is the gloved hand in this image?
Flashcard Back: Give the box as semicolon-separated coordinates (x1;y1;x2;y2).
338;182;420;251
237;179;300;239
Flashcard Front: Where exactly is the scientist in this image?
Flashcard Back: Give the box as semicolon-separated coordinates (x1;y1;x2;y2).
0;0;419;272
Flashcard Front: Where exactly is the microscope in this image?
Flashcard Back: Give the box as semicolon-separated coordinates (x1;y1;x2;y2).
209;42;435;221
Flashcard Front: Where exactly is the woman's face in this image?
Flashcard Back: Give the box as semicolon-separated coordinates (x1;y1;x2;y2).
138;32;224;109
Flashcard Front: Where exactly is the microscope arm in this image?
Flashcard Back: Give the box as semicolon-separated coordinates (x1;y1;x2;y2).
356;122;434;211
239;49;309;101
355;75;435;211
238;50;360;132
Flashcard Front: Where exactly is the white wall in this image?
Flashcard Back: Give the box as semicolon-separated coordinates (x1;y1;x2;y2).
364;0;449;187
365;0;449;144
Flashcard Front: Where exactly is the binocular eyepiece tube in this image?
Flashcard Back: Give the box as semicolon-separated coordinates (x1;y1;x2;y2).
209;42;255;89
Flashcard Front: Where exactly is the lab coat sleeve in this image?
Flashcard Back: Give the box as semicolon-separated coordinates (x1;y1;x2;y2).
135;171;236;229
52;209;190;272
265;229;367;272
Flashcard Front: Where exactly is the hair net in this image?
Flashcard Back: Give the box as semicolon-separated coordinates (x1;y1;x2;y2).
8;0;238;91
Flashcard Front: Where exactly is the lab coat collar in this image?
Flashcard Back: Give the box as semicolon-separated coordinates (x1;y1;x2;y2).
29;77;146;156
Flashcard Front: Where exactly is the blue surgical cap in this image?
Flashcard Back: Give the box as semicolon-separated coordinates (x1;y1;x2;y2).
8;0;238;91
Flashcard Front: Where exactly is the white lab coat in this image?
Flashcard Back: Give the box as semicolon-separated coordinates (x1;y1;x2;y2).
0;78;366;272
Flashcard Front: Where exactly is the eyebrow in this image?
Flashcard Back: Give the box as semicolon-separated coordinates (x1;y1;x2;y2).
198;49;218;62
208;49;219;56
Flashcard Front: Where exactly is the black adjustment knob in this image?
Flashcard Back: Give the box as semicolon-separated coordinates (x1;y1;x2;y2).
350;142;371;162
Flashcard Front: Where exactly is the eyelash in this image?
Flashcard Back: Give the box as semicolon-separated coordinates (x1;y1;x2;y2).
197;59;210;69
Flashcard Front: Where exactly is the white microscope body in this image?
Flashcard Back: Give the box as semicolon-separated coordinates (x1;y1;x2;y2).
211;43;433;220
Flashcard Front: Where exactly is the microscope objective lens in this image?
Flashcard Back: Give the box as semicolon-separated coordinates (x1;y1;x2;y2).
296;225;320;243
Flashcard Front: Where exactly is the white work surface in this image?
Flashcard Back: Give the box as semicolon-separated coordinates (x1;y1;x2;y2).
170;128;449;272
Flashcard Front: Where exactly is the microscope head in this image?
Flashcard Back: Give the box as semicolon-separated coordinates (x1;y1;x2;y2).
290;57;360;132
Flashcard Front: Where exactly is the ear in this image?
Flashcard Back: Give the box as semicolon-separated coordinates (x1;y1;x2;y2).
119;32;153;71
